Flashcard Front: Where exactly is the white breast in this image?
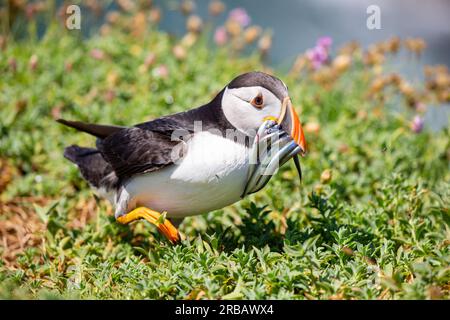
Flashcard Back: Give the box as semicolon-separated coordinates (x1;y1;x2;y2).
116;132;249;218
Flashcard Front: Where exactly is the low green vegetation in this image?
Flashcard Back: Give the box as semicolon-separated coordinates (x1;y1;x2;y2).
0;4;449;300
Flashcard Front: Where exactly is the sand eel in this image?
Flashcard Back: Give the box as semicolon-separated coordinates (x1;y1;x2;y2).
57;71;307;243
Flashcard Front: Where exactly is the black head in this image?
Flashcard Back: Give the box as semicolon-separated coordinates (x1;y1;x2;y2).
228;71;288;102
220;71;306;153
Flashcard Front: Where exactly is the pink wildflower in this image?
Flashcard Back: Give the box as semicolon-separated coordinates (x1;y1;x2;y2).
411;115;424;133
228;8;251;27
306;36;333;70
214;26;228;46
90;48;105;60
317;36;332;50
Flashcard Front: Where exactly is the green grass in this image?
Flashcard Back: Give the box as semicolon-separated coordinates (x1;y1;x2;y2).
0;21;449;300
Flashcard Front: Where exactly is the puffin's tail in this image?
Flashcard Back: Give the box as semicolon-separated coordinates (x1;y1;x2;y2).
57;119;124;139
64;145;118;190
57;118;122;190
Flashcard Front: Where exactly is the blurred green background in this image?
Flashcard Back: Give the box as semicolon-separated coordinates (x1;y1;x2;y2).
0;0;449;299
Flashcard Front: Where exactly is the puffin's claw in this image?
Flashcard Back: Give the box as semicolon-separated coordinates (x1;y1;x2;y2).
117;207;180;244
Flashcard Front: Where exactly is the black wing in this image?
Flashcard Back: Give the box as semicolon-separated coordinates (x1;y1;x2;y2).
97;126;188;181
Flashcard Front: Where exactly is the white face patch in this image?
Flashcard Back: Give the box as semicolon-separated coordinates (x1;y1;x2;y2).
221;86;282;136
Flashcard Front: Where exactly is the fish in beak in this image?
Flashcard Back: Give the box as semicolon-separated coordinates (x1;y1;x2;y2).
241;97;307;197
279;97;307;183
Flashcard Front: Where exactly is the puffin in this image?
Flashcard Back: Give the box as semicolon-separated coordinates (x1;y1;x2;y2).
57;71;307;243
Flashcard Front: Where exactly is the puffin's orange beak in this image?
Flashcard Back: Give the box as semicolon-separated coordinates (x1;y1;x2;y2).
281;97;307;155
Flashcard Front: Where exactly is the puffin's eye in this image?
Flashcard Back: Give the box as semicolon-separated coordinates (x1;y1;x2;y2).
250;94;264;108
